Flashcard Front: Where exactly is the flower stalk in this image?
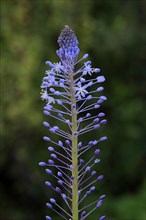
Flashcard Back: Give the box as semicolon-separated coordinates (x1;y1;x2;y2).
39;25;107;220
69;70;79;220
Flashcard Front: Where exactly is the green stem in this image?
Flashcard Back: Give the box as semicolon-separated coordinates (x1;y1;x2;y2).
69;70;78;220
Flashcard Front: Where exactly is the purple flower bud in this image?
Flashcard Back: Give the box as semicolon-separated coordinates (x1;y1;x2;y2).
88;81;93;87
94;104;100;109
45;61;55;68
86;95;92;100
43;122;50;127
94;68;100;73
83;54;88;59
57;25;79;60
100;195;106;200
80;159;84;164
94;159;100;164
51;154;57;159
54;91;61;95
78;142;82;147
89;141;94;146
94;124;100;130
49;128;55;133
43;136;50;142
50;88;55;93
81;211;86;217
58;113;63;118
100;216;106;220
50;198;56;204
58;180;63;185
44;105;52;111
97;175;104;181
65;119;71;124
41;82;50;87
56;187;61;193
65;140;70;145
94;149;100;156
45;181;52;187
71;175;75;180
39;162;46;167
86;113;91;117
97;76;105;83
100;95;107;101
60;78;64;82
43;110;50;116
98;112;105;117
46;169;52;175
93;140;97;145
69;165;73;170
100;136;107;141
78;190;81;195
50;126;57;132
93;118;99;123
80;77;86;83
97;86;104;92
62;194;67;200
85;61;91;65
74;131;78;136
57;171;63;177
57;100;62;105
43;76;49;81
91;171;97;176
58;140;63;146
53;126;59;131
86;190;91;195
85;166;91;172
72;104;76;108
48;147;54;152
90;186;95;191
100;119;107;125
46;216;52;220
46;203;52;209
78;117;83;123
48;159;54;165
96;200;102;208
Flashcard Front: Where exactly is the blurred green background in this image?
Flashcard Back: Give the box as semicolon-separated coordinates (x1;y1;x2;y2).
0;0;146;219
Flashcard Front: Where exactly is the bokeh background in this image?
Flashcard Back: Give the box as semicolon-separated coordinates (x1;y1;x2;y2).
0;0;146;220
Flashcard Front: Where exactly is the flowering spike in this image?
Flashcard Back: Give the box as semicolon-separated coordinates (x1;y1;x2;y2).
39;26;107;220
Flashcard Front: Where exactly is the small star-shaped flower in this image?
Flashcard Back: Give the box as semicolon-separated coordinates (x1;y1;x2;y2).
45;71;56;85
41;90;55;104
53;62;63;73
83;62;93;76
74;82;88;99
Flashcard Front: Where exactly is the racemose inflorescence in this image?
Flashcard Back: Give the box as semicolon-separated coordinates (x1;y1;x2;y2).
39;25;107;220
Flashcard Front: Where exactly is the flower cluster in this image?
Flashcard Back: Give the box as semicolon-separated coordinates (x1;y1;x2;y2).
39;25;107;220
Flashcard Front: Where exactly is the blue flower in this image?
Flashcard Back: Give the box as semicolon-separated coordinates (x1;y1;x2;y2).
74;82;88;99
52;62;64;73
83;62;93;76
